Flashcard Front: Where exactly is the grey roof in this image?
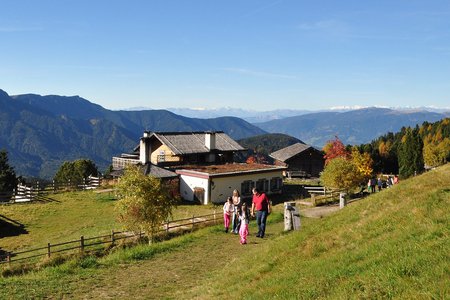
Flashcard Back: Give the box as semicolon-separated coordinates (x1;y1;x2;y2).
141;163;178;178
146;131;245;155
269;143;314;162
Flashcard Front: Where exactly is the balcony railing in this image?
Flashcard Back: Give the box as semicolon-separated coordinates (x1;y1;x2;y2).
112;157;140;169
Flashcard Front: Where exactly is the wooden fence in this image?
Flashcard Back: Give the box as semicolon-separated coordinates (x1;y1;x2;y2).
0;211;222;265
0;176;102;204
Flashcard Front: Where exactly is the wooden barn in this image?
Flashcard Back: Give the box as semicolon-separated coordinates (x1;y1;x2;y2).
270;143;324;178
112;131;246;170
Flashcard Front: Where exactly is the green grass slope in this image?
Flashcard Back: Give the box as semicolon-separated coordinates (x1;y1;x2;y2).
0;191;217;252
191;163;450;299
0;164;448;299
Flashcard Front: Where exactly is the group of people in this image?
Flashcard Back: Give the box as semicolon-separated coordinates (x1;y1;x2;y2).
223;187;271;245
367;175;399;193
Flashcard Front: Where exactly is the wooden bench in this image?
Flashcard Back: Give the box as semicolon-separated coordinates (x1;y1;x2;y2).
303;186;326;195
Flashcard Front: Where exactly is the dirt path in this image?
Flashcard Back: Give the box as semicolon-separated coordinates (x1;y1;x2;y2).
3;206;339;299
68;208;337;299
300;205;340;218
69;222;285;299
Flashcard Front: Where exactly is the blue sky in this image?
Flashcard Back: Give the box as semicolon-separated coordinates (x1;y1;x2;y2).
1;0;449;110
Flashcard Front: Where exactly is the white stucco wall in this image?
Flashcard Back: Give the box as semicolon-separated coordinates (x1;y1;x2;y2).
179;174;209;205
210;170;282;204
179;169;284;205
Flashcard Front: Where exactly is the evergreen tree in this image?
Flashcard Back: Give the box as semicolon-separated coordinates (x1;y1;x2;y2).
0;150;18;193
398;127;424;178
54;159;99;184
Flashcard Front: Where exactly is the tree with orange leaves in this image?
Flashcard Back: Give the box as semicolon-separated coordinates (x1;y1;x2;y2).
323;136;350;165
246;155;257;164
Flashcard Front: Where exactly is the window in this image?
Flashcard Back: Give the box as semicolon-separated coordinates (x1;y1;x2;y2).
241;180;254;196
256;179;269;193
157;150;165;163
270;177;282;192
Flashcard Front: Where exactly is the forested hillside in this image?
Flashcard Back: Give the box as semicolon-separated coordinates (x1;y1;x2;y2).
256;107;448;147
238;133;303;155
0;90;265;178
357;118;450;177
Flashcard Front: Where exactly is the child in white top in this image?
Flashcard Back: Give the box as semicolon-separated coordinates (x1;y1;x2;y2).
223;197;234;233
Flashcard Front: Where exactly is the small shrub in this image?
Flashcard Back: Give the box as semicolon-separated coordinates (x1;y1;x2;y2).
79;256;99;269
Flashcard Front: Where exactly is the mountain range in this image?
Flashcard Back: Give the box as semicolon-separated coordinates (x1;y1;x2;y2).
255;108;448;147
0;90;264;178
1;89;448;179
148;106;449;123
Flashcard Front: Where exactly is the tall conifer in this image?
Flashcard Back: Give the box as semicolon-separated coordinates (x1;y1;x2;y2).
0;150;18;193
398;127;424;178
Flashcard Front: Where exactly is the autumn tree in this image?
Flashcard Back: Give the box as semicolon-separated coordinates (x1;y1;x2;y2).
115;165;177;243
422;118;450;168
423;138;450;168
320;157;361;193
246;154;268;164
246;155;257;164
323;136;350;165
351;147;373;182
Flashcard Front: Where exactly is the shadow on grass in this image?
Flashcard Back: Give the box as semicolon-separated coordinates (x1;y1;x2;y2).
34;195;61;203
0;215;28;238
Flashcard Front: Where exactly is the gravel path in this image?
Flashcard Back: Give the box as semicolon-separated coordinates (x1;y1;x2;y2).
300;205;340;218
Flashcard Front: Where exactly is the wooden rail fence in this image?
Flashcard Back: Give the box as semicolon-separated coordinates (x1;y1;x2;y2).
0;211;222;265
0;176;102;204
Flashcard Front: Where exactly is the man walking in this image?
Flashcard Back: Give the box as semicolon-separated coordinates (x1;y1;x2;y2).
251;187;271;238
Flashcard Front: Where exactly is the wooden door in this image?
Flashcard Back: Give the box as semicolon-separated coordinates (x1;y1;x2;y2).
193;187;205;204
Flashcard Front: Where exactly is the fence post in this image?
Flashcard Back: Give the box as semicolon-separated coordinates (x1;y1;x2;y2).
28;186;32;202
80;236;85;254
47;243;51;258
339;193;347;209
166;220;170;233
7;252;11;264
111;230;115;245
191;215;195;232
213;210;216;225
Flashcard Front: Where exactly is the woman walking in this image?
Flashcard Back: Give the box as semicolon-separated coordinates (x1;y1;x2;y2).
231;189;241;234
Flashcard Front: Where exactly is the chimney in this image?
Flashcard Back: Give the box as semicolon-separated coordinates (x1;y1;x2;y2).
205;132;216;151
140;131;151;164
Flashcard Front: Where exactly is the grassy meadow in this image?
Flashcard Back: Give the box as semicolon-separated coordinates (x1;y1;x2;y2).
0;164;449;299
0;190;218;252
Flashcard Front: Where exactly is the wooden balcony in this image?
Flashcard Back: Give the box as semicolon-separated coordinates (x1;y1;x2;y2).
112;157;140;169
